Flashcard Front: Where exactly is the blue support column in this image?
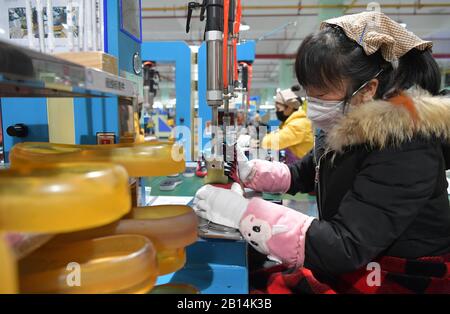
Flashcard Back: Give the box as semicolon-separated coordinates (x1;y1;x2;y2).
198;43;209;153
1;98;49;162
74;0;142;144
141;41;192;161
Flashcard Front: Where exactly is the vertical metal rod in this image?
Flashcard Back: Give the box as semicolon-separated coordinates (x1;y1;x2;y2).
91;0;98;51
211;106;219;156
36;0;46;52
85;0;92;50
47;0;55;52
98;0;104;50
223;87;229;129
67;1;74;51
78;0;84;51
242;90;247;126
25;0;34;49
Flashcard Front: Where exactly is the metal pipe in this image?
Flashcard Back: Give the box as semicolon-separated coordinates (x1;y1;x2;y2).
243;91;248;126
78;0;85;51
148;36;450;43
98;0;104;50
36;0;46;52
206;31;223;106
143;12;450;19
223;87;230;129
91;0;98;51
85;0;92;50
344;0;359;14
67;1;74;51
434;54;450;59
241;63;249;126
25;0;34;49
227;40;234;92
205;0;224;160
228;0;235;33
256;54;297;59
224;30;235;130
257;21;297;42
211;106;219;156
46;0;55;52
227;0;235;93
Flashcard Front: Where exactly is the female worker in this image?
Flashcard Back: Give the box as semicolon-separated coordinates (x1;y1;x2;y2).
261;89;313;164
194;11;450;293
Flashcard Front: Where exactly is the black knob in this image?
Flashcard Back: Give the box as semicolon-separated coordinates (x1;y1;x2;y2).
7;124;28;138
179;118;185;124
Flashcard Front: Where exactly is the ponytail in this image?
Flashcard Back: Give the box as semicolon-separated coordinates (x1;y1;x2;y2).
394;49;441;96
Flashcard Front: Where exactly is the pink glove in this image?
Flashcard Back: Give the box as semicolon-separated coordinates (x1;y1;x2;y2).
239;198;315;268
243;160;292;193
236;146;291;193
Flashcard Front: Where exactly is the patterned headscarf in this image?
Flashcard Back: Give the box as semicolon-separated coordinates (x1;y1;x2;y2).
321;11;432;62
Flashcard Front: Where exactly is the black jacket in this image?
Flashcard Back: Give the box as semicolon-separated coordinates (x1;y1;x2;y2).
287;91;450;280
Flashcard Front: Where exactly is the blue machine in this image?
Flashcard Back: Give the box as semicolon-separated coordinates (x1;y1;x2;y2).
141;42;193;161
157;239;248;294
154;41;256;294
198;40;256;150
1;0;142;161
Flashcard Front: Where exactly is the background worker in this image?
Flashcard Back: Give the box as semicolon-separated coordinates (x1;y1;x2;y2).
261;89;313;164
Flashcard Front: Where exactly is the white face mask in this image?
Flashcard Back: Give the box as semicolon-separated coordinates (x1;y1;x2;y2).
306;97;345;132
305;69;384;132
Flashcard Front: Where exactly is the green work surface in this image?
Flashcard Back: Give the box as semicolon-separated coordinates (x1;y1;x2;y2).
144;175;318;217
144;172;450;218
144;175;205;197
144;175;314;199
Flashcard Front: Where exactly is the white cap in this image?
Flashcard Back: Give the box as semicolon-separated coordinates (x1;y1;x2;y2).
275;89;300;109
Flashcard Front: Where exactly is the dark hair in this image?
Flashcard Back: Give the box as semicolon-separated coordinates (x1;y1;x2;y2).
291;85;301;92
295;26;441;99
395;48;441;96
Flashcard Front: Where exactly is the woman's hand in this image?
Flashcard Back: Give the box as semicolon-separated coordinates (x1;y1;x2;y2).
235;145;292;193
193;183;249;229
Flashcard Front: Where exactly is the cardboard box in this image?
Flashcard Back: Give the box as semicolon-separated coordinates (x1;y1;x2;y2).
54;52;118;75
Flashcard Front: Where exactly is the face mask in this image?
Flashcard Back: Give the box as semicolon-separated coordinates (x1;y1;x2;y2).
276;110;288;122
306;98;345;132
306;69;384;132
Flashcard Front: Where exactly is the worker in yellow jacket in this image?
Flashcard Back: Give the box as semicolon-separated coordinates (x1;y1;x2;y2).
261;89;313;164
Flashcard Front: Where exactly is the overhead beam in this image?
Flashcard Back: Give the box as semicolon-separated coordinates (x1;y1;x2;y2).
141;3;450;12
142;12;450;19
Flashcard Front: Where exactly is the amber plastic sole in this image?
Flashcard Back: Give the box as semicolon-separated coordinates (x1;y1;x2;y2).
0;234;18;293
157;247;187;275
52;205;198;251
18;235;158;294
10;141;185;177
0;163;131;233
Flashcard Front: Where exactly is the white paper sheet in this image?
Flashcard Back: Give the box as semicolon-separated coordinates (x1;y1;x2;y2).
148;196;193;207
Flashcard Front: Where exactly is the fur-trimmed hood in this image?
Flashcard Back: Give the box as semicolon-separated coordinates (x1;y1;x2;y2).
326;89;450;152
